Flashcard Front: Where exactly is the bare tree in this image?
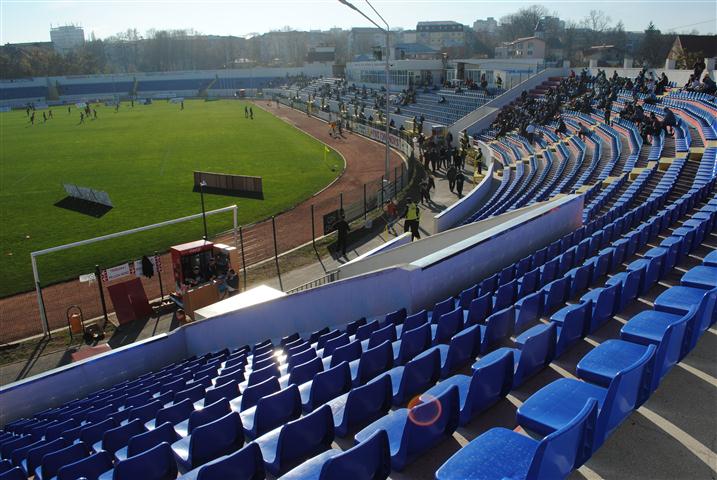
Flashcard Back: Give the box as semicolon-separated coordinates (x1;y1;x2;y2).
582;10;611;33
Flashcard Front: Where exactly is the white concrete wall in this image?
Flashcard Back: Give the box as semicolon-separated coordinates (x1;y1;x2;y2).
0;332;187;426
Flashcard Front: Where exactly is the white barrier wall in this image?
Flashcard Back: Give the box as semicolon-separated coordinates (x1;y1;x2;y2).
0;332;187;426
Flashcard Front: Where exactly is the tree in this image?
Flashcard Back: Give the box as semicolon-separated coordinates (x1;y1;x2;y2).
499;4;548;41
638;22;673;67
581;10;611;33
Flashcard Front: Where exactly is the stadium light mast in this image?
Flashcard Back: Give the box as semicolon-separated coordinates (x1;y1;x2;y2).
338;0;391;182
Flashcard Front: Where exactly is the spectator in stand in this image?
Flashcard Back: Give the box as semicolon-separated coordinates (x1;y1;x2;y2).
577;122;591;141
455;170;465;197
661;107;676;136
496;75;503;89
555;117;568;138
480;73;488;90
700;74;716;95
604;102;612;126
693;60;706;81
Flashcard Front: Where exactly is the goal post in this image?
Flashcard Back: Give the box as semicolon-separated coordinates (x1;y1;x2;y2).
30;205;238;336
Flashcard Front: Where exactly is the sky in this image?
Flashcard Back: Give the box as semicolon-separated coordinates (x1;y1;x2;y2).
1;0;715;44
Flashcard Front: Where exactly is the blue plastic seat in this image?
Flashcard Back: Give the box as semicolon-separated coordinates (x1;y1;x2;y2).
100;442;178;480
354;384;459;471
539;258;559;287
22;437;70;477
34;442;89;480
176;398;231;438
428;324;480;378
345;317;367;337
479;307;514;354
435;399;598;480
146;398;193;430
606;267;643;312
518;268;540;297
493;279;517;311
508;323;556;388
422;348;512;426
515;291;542;334
350;340;393;386
202;380;239;407
115;421;178;463
398;310;428;337
174;384;206;405
542;276;570;313
287;356;323;387
551;301;591;358
94;419;145;455
581;283;620;334
287;348;317;372
704;249;717;267
328;374;392;437
237;376;280;412
309;328;330;345
429;297;456;323
245;363;280;389
172;411;244;473
431;307;463;345
80;418;119;447
355;321;379;342
464;292;492;326
0;467;26;480
321;333;349;358
384;308;406;327
254;404;334;476
654;285;717;350
300;361;351;413
329;340;362;368
57;450;113;480
387;347;440;405
279;430;390;480
43;418;80;441
577;339;657;405
367;324;397;349
681;265;717;290
517;344;655;452
392;323;431;365
458;285;478;310
177;442;263;480
241;384;301;438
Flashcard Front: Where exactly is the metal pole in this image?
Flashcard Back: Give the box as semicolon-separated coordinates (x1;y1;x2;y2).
311;205;316;248
394;166;398;197
384;28;391;181
95;265;110;329
271;216;283;291
199;181;208;240
363;183;367;220
155;251;164;301
31;254;50;337
239;226;247;289
340;192;343;212
232;205;238;249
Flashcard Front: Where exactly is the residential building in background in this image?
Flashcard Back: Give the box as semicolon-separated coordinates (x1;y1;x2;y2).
473;17;498;34
495;36;546;60
416;21;467;49
50;25;85;54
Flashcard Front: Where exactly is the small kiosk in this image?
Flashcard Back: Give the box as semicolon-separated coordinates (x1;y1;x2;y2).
169;239;240;319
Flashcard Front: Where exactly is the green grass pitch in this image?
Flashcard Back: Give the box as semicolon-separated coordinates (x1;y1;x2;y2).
0;99;341;297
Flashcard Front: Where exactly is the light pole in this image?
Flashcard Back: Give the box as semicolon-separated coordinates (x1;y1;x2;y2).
338;0;391;181
199;180;208;240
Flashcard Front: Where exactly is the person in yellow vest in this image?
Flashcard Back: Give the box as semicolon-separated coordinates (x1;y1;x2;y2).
403;198;421;241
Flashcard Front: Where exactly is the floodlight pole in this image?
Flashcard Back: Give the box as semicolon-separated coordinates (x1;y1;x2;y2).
338;0;391;181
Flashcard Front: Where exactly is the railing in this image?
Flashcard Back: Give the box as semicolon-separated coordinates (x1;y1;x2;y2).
285;270;339;294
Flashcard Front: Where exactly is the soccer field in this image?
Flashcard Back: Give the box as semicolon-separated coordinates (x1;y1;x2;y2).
0;99;342;297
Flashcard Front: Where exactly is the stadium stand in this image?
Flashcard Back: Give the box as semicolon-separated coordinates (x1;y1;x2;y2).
0;65;715;479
